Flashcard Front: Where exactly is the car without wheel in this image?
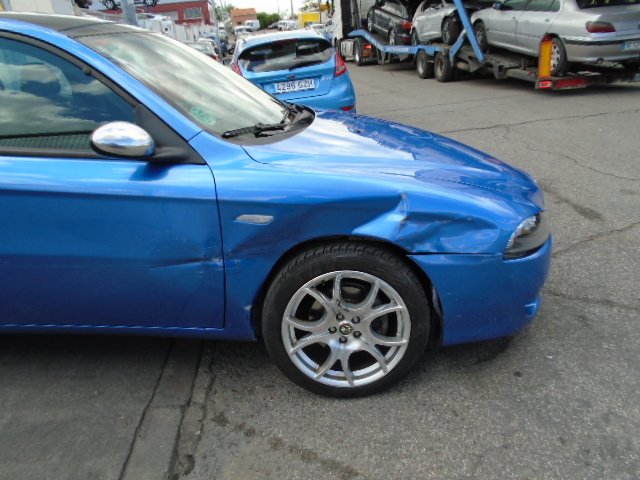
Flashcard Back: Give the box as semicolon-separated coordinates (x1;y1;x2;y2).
100;0;157;10
412;0;495;45
367;0;416;45
471;0;640;76
0;11;551;397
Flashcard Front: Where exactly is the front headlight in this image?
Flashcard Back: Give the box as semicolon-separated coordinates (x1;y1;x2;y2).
504;212;549;260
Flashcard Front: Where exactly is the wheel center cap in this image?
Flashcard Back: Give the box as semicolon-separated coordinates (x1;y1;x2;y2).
338;323;354;336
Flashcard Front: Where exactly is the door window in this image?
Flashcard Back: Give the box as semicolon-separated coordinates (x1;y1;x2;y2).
0;37;135;152
502;0;529;10
526;0;560;11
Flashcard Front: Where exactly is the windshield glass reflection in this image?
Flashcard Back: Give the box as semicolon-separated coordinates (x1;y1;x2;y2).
80;32;290;137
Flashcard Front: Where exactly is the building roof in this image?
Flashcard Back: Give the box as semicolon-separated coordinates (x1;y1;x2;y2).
230;8;257;15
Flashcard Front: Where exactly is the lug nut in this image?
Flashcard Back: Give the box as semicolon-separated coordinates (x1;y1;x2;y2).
329;327;337;333
352;317;360;324
337;313;344;320
354;331;361;338
339;336;348;343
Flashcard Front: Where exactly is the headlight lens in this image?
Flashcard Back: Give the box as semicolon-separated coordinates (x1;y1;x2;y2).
504;212;549;259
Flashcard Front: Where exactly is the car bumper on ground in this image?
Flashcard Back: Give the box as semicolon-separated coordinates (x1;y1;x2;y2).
410;237;553;346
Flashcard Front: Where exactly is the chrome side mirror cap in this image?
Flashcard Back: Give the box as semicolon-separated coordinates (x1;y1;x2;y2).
90;122;156;159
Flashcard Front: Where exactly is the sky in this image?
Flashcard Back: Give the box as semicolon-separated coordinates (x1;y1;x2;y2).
217;0;306;15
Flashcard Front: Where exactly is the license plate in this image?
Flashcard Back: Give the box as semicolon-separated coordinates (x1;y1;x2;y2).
274;79;315;94
622;40;640;51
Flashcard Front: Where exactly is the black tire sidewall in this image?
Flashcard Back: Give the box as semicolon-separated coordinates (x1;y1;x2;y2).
435;51;453;82
442;17;459;45
417;50;433;79
262;244;430;397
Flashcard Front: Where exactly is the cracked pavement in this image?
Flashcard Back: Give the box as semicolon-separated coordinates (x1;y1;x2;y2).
1;64;638;480
177;67;640;480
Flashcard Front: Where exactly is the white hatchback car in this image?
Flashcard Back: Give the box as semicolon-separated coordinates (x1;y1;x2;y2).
471;0;640;76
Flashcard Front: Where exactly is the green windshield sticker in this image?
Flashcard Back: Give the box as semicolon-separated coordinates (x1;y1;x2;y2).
190;106;217;126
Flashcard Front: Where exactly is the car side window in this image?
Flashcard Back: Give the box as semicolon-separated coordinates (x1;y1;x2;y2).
0;37;135;152
525;0;557;10
502;0;529;10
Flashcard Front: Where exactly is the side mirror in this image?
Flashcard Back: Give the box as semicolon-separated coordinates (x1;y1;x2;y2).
223;58;231;66
90;122;156;159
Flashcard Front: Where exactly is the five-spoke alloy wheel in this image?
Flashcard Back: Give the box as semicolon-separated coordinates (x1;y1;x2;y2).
263;243;431;397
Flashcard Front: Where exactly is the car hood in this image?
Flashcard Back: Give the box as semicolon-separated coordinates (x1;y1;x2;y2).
241;111;543;208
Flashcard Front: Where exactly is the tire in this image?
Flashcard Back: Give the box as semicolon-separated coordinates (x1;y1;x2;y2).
143;0;155;5
434;51;454;82
441;17;460;46
262;243;431;398
416;49;434;79
354;39;364;66
103;0;116;9
473;21;488;53
550;37;568;77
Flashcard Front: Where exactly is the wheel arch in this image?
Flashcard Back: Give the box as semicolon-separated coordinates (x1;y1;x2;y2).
251;235;442;346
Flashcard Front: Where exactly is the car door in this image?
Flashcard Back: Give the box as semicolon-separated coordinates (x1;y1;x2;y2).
515;0;562;55
0;36;225;330
421;0;448;42
485;0;529;50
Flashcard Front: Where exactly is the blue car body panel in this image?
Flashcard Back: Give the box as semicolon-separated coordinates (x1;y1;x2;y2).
0;14;551;347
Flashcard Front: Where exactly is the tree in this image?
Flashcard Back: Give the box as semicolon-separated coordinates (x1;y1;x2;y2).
301;1;319;11
257;12;281;29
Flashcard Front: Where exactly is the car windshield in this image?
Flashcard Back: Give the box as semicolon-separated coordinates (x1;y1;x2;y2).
239;38;332;73
79;32;289;137
576;0;637;6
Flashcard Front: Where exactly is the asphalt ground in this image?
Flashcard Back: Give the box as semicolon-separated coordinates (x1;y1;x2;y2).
1;60;639;480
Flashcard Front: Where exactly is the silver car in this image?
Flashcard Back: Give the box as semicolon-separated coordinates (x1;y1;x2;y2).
412;0;495;45
471;0;640;76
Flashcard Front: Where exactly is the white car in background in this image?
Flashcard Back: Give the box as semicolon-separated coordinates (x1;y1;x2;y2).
412;0;495;45
471;0;640;76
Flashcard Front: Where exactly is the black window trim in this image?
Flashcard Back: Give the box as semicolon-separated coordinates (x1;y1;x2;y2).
0;31;206;165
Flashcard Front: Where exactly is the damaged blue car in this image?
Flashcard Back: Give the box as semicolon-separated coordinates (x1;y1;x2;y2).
0;12;551;397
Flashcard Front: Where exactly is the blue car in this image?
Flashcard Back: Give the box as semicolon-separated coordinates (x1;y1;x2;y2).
229;29;357;113
0;12;551;397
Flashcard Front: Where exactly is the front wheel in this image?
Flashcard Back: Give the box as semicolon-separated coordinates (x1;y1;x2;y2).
103;0;116;9
262;243;431;397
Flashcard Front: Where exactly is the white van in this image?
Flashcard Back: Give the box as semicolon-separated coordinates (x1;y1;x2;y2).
277;20;298;31
244;20;260;32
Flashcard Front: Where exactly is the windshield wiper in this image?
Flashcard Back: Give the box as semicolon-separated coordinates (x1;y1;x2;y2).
222;122;288;139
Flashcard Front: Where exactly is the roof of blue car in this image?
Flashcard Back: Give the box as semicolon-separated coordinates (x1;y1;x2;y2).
240;29;326;48
0;11;144;37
